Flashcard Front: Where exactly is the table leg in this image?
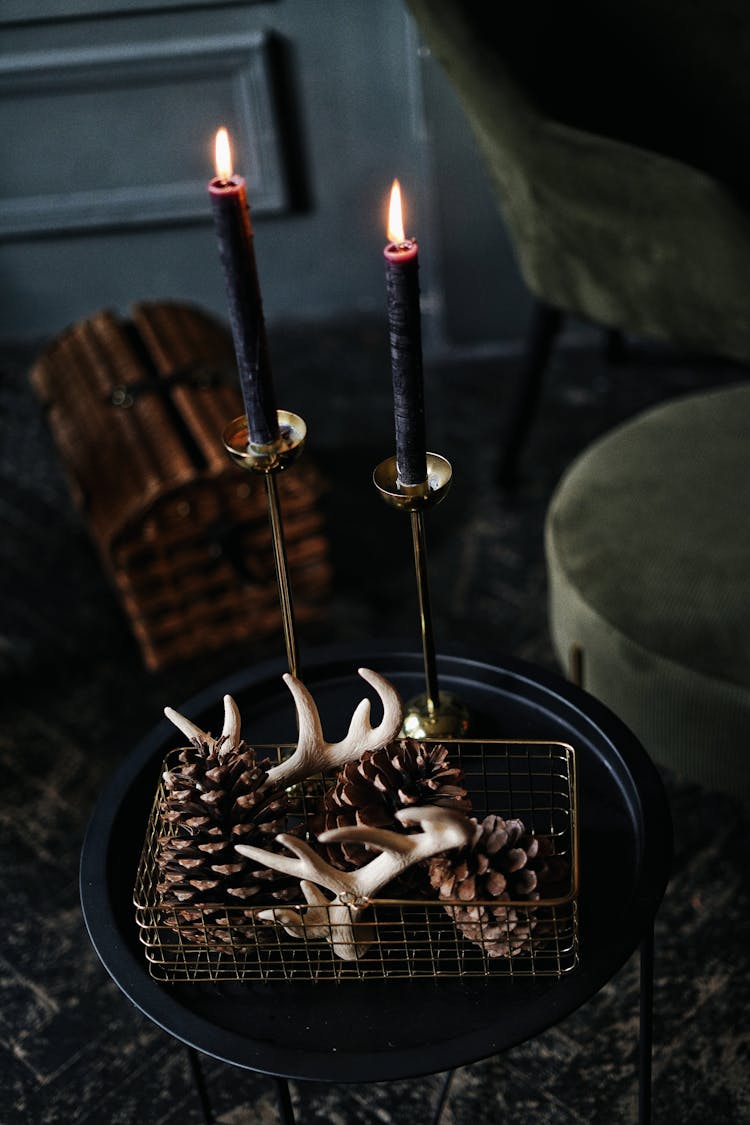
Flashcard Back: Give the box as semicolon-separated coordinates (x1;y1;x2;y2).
430;1069;455;1125
186;1046;214;1125
187;1047;295;1125
274;1076;296;1124
638;922;655;1125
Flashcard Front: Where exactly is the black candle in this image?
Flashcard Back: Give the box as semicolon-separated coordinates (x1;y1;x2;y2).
209;127;279;447
384;179;427;486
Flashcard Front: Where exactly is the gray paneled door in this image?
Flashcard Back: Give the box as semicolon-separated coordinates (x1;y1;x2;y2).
0;0;525;354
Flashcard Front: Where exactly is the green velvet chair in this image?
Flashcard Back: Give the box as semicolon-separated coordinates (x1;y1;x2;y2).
405;0;750;484
545;384;750;801
407;1;750;799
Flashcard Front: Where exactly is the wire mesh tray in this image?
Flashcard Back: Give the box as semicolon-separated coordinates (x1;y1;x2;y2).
133;738;578;982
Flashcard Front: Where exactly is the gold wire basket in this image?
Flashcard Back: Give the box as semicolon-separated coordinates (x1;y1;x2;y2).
133;738;578;982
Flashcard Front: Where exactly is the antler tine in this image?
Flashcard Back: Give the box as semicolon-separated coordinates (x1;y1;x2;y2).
257;884;333;942
163;696;240;753
257;883;377;959
264;668;403;789
163;706;210;748
396;804;471;834
236;833;354;899
319;807;474;900
220;694;241;751
264;674;325;788
332;668;403;761
319;806;471;852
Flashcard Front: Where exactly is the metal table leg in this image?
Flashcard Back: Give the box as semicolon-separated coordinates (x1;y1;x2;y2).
188;1047;295;1125
430;1069;455;1125
187;1046;214;1125
639;922;655;1125
274;1076;296;1124
283;1069;453;1125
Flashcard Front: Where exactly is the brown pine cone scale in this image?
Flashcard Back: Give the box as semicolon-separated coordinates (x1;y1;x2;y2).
317;738;471;874
429;814;567;958
155;735;299;946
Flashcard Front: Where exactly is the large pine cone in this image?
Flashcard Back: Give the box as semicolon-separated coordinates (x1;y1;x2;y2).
315;739;471;888
156;735;298;946
428;815;567;958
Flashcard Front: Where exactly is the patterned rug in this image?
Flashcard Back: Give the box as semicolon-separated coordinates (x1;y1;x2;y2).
2;319;748;1123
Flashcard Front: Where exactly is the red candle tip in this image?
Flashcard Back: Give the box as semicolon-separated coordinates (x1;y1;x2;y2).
209;173;244;194
384;239;418;262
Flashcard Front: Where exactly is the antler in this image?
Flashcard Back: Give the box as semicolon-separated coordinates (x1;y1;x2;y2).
236;806;473;960
164;693;241;754
265;667;403;788
162;667;402;788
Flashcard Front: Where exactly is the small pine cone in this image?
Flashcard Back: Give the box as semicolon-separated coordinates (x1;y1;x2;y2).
156;734;298;946
428;814;566;958
314;739;471;893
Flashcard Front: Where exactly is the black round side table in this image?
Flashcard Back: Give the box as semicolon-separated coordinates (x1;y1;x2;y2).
80;642;672;1124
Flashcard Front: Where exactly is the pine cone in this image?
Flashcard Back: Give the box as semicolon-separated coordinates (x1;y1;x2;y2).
315;739;471;891
428;815;567;958
156;734;298;946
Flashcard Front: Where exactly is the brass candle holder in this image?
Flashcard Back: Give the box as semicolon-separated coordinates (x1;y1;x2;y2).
374;453;470;738
223;409;306;678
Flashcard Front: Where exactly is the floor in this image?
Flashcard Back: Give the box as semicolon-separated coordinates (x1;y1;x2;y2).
1;317;748;1123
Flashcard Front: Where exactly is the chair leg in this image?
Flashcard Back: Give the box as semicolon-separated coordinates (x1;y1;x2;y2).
638;923;655;1125
497;299;563;488
604;327;627;365
568;642;585;689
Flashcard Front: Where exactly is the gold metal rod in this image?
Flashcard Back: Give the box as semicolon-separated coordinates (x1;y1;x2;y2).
410;508;440;712
264;472;299;679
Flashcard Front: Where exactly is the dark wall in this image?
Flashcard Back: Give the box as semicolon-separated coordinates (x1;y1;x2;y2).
0;1;528;355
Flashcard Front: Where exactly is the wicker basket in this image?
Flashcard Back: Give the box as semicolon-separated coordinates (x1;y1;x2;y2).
29;301;331;670
134;737;579;982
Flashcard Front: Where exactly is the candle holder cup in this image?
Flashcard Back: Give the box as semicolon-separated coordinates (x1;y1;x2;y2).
374;453;470;739
223;409;306;472
223;409;307;678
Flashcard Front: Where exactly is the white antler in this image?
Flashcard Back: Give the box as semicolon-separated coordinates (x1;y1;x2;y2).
164;693;241;754
236;806;473;960
163;668;402;787
264;667;403;788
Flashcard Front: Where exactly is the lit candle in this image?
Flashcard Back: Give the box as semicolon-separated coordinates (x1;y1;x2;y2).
384;178;427;486
209;126;279;447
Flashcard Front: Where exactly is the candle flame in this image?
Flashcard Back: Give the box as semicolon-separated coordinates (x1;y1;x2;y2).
215;127;233;181
387;179;406;244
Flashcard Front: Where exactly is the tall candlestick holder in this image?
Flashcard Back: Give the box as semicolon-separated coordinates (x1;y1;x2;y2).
373;453;470;738
223;409;306;678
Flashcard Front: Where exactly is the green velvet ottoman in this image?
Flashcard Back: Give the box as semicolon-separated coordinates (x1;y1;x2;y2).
545;384;750;801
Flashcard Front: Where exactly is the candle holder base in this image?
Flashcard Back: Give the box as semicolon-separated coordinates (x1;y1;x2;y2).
401;691;471;740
